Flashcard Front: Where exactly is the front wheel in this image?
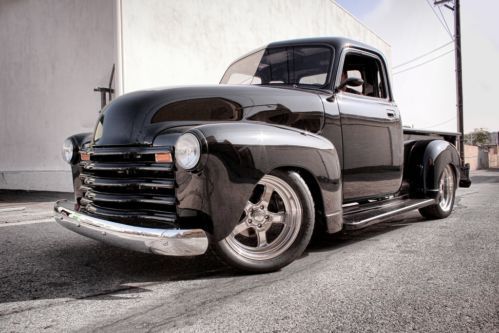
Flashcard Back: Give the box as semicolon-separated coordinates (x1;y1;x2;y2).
419;164;456;219
213;170;315;273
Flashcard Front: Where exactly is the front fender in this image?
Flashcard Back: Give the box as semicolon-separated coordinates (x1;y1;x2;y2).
173;122;342;241
65;133;93;200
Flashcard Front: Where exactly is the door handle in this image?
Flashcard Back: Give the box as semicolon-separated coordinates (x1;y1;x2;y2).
386;110;396;118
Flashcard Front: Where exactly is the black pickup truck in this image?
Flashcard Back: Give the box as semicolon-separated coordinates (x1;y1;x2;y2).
56;37;471;273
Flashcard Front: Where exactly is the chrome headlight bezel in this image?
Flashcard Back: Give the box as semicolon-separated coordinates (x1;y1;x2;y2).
61;138;77;164
175;133;201;170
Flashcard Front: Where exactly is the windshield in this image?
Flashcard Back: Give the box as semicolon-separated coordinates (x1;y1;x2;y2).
221;46;333;87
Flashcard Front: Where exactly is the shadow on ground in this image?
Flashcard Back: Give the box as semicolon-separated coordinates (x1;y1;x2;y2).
0;210;426;305
3;170;496;306
0;190;72;204
7;169;498;305
469;168;499;184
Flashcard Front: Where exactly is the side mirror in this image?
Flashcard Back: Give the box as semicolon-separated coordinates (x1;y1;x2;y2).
336;77;364;92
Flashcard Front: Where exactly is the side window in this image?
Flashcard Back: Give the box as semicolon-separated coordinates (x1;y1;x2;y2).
339;52;388;99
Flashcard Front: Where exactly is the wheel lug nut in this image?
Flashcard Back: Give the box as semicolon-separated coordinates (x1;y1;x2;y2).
260;205;264;209
265;215;270;220
258;224;262;228
248;219;252;223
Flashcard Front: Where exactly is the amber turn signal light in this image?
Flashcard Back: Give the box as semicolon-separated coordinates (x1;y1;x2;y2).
155;152;172;163
80;152;90;161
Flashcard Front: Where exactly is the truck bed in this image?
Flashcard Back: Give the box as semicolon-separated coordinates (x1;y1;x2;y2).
403;128;459;145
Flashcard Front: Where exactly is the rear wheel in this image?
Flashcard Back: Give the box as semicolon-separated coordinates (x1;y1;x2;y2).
213;170;315;273
419;164;456;219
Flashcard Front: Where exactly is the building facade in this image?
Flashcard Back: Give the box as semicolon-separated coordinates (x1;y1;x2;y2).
0;0;390;192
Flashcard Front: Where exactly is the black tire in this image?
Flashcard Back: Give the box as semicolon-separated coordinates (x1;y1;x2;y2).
419;164;456;219
213;170;315;273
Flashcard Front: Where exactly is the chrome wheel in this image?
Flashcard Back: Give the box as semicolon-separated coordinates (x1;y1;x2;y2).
419;163;457;220
225;175;302;261
438;165;455;213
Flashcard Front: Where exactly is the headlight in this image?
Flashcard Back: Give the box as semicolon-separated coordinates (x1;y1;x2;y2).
61;138;76;164
175;133;201;170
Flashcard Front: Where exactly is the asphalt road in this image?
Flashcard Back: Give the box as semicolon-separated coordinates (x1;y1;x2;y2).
0;170;498;332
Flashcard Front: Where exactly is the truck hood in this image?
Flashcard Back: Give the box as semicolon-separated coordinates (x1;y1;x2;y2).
93;85;324;146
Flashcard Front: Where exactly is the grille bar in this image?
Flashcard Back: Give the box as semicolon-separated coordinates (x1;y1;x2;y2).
85;204;177;226
80;175;174;190
83;163;173;172
86;146;170;156
85;190;175;206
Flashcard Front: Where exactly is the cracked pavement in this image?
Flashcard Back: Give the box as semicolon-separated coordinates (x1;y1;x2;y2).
0;170;498;332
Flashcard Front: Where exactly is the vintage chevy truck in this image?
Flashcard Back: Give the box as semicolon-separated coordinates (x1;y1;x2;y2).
55;37;471;272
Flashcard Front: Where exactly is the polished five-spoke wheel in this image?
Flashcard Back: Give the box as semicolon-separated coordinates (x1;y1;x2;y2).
214;170;315;273
419;164;456;219
226;174;302;261
437;164;455;213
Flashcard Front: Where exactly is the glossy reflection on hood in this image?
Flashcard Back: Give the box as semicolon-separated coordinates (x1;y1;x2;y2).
94;85;324;146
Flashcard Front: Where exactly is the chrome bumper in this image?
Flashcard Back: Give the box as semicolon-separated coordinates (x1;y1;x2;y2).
54;200;209;256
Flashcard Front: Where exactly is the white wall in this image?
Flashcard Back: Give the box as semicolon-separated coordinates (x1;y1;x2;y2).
0;0;117;191
0;0;388;192
120;0;390;93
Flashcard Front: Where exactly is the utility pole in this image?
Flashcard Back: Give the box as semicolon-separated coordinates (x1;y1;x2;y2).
435;0;465;163
453;0;465;164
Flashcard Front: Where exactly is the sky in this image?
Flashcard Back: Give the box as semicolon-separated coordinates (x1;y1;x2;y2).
335;0;499;133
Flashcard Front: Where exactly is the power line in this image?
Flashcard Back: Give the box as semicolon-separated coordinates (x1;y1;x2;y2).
435;1;461;53
422;116;456;129
392;41;453;69
393;48;454;75
425;0;454;40
437;5;453;37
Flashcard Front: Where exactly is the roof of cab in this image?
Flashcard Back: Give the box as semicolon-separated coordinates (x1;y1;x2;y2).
224;36;389;79
267;36;383;55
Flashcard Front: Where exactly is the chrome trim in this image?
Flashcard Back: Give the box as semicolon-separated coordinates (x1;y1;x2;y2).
83;203;177;223
80;175;175;189
54;200;208;256
83;146;172;156
82;163;173;172
84;190;175;206
344;198;436;230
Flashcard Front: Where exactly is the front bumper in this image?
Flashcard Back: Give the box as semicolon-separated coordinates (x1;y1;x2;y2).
54;200;209;256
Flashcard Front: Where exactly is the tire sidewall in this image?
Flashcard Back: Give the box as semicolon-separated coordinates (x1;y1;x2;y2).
436;166;457;217
420;164;457;219
214;170;315;273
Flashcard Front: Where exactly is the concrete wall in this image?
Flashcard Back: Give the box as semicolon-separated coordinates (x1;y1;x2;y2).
119;0;390;93
464;144;498;170
1;0;388;192
488;146;498;168
0;0;117;191
465;145;479;171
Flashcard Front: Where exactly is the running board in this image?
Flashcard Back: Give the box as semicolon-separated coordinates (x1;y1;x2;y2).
343;198;436;230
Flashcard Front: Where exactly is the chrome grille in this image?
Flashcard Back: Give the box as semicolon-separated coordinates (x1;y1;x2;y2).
77;146;177;227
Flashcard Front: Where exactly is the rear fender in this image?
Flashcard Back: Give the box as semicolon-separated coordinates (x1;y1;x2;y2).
406;140;461;198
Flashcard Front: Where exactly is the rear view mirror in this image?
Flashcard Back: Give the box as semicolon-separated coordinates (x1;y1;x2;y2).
337;77;364;91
